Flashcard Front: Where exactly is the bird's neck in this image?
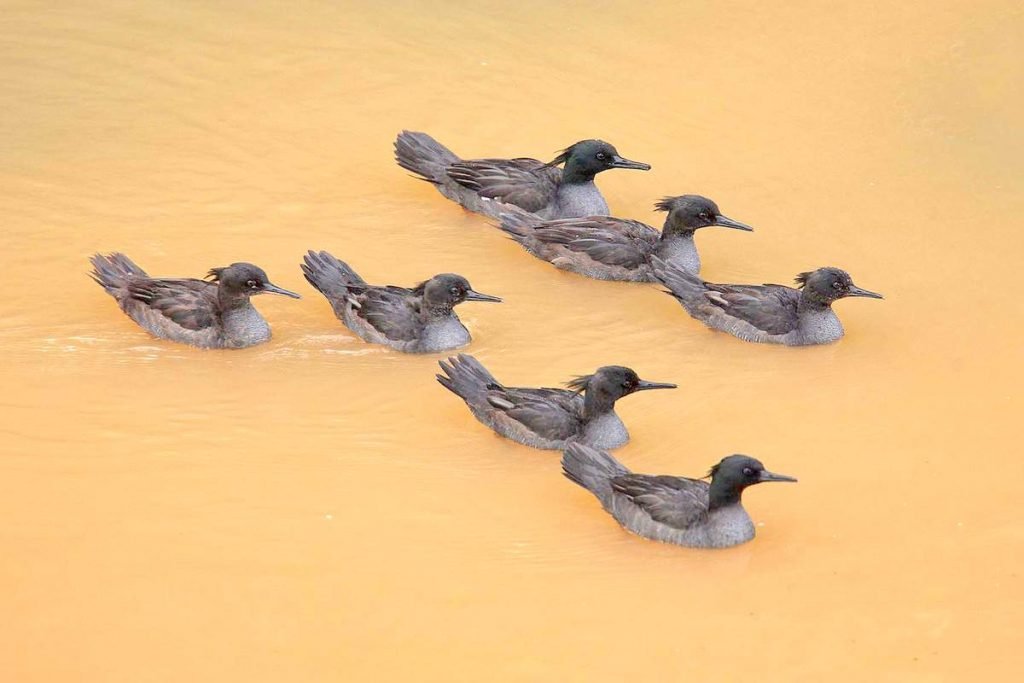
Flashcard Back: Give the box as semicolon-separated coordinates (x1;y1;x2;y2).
659;223;695;241
708;480;743;511
423;302;456;319
582;390;616;420
797;291;833;314
218;288;253;311
560;160;597;185
655;232;699;273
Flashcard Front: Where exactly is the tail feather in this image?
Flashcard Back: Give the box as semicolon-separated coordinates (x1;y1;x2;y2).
650;255;706;302
562;443;630;508
497;206;543;240
300;250;365;305
394;131;460;184
436;354;501;404
89;252;147;295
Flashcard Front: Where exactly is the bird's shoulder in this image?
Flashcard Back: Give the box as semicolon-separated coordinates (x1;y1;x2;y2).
611;474;710;529
126;277;219;330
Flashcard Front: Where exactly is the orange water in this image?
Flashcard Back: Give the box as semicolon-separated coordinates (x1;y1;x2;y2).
1;1;1022;680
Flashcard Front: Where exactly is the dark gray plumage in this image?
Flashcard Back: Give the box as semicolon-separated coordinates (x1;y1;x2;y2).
562;444;797;548
301;250;501;353
89;253;300;349
498;195;752;281
436;354;676;450
652;256;883;345
394;131;650;220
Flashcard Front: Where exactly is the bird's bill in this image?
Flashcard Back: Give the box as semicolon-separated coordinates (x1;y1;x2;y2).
713;214;754;231
465;289;503;303
635;379;678;391
263;283;302;299
758;470;798;483
846;285;883;299
609;156;652;171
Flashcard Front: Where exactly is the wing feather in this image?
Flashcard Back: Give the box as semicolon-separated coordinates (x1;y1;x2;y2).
528;217;657;268
611;475;710;529
446;158;561;213
126;278;218;331
703;283;801;334
352;286;423;341
487;387;583;441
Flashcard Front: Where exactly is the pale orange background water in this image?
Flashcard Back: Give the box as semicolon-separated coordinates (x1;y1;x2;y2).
1;1;1022;680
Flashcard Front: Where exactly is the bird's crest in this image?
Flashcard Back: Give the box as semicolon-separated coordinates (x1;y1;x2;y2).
705;462;720;480
565;374;593;394
205;267;226;282
547;142;580;168
653;197;678;213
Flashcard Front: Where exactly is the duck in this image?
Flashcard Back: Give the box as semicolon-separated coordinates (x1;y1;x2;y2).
562;443;796;548
652;256;882;345
89;252;300;349
301;250;501;353
498;195;752;281
394;131;650;220
436;354;676;450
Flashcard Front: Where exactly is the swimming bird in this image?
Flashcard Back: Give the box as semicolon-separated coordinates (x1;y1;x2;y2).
653;256;882;345
89;253;300;349
394;131;650;220
562;443;796;548
498;195;752;281
301;250;501;353
436;354;676;450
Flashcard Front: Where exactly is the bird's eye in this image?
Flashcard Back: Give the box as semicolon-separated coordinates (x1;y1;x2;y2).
700;212;711;220
596;152;606;160
832;281;844;290
743;467;755;476
246;279;258;288
450;287;460;295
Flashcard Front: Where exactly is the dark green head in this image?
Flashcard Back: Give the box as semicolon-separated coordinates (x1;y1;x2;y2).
707;455;797;510
207;263;301;299
550;140;651;183
419;273;502;310
567;366;676;410
795;268;883;306
655;195;754;236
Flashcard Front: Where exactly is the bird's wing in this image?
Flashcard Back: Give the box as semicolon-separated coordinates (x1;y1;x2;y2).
352;286;423;341
529;217;657;268
702;283;801;335
446;157;561;213
485;386;583;442
610;474;711;529
126;278;219;331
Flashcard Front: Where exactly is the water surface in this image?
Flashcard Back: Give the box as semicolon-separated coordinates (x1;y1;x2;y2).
1;1;1022;680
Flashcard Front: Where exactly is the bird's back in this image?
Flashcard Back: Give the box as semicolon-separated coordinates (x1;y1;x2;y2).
478;385;584;449
90;253;230;348
446;157;563;218
342;286;428;351
500;213;658;281
436;356;588;449
654;256;806;344
607;475;755;547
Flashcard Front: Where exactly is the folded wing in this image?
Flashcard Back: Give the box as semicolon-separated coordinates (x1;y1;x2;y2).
610;474;711;529
446;158;561;214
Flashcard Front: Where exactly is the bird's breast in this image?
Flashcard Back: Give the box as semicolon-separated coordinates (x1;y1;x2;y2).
555;182;609;218
221;306;271;348
796;308;844;345
419;317;470;352
703;505;756;547
581;412;629;449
